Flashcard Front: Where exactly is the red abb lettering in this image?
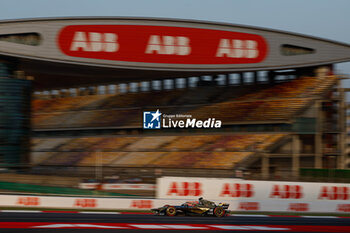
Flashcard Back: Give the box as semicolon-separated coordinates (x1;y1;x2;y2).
74;199;97;208
167;182;202;196
288;203;309;212
238;202;259;211
130;200;153;209
318;186;349;200
337;204;350;212
220;183;254;197
269;185;303;199
16;197;40;206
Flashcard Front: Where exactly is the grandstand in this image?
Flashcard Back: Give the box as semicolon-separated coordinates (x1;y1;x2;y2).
29;73;344;181
31;76;337;128
0;17;349;187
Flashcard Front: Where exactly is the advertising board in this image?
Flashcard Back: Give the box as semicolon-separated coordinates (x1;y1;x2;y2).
156;177;350;212
58;25;268;65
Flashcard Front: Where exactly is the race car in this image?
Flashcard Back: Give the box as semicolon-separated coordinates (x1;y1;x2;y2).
151;197;229;217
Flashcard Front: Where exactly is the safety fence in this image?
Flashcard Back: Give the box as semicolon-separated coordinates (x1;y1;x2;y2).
0;176;349;213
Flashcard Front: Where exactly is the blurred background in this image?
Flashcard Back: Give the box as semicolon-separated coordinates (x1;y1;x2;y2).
0;0;349;200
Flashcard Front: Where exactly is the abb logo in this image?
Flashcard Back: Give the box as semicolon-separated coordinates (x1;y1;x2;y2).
220;183;254;197
70;31;118;52
167;182;202;196
58;25;267;65
337;204;350;212
74;199;97;208
288;203;309;212
238;202;259;211
145;35;191;55
216;39;258;58
130;200;153;209
16;197;40;206
318;186;349;200
269;185;303;199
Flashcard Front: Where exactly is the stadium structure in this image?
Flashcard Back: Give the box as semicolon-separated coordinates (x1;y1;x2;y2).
0;17;350;184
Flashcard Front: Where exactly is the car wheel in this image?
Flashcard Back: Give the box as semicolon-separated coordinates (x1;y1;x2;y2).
213;207;225;217
166;206;177;216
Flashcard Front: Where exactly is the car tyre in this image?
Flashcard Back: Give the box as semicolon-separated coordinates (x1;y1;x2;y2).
166;206;177;216
213;207;225;217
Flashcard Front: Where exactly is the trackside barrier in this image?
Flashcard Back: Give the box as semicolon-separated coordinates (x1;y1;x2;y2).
0;181;135;196
0;177;349;213
0;195;178;210
156;177;350;213
0;194;350;213
79;183;156;190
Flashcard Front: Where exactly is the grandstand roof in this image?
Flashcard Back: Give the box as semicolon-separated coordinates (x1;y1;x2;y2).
1;17;350;89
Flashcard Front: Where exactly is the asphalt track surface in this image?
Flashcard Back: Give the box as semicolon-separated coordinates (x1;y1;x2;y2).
0;212;349;233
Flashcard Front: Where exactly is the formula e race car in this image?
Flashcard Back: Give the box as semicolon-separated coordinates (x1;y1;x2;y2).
151;197;229;217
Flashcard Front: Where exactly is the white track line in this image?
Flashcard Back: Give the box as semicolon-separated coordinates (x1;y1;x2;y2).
231;214;269;217
301;215;338;218
0;210;42;213
79;211;120;214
